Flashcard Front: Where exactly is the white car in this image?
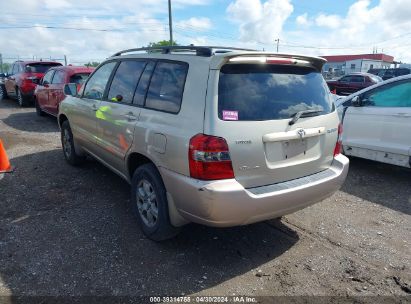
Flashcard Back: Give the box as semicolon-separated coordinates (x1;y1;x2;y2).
337;74;411;168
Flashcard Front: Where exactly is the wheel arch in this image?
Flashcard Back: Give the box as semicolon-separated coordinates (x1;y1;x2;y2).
58;114;68;129
127;152;189;228
127;152;155;180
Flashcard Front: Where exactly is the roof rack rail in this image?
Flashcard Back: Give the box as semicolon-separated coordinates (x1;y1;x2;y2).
111;46;258;57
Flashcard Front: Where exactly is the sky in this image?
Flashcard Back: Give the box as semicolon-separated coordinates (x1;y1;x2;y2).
1;0;411;65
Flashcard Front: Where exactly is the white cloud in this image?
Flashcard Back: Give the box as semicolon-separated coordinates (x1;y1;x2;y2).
315;14;342;29
43;0;71;10
227;0;293;44
296;13;311;27
175;17;212;31
227;0;263;22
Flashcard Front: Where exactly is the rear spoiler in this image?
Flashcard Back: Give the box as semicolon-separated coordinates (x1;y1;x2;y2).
211;53;327;72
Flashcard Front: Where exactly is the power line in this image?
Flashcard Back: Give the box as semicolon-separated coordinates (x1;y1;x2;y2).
0;25;167;33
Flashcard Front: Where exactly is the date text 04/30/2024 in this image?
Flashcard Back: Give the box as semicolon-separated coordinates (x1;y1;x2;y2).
149;296;257;303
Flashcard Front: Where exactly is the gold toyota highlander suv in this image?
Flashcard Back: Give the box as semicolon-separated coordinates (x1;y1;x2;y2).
59;46;349;241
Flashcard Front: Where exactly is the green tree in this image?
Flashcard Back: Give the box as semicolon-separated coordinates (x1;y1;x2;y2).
0;63;11;74
147;40;179;48
84;61;100;67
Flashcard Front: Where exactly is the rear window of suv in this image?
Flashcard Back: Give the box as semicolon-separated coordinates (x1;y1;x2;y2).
26;63;62;73
218;64;333;121
70;73;91;84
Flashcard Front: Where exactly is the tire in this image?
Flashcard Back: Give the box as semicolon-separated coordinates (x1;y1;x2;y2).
130;163;180;241
17;88;29;107
35;97;45;116
0;85;7;101
60;120;84;166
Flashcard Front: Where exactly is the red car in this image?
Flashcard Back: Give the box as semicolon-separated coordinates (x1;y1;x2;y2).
326;72;382;95
3;60;62;106
35;66;94;117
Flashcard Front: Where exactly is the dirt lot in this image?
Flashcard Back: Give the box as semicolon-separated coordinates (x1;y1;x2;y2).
0;97;410;301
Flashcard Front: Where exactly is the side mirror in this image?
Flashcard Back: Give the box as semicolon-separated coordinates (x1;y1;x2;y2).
64;83;78;97
351;95;361;107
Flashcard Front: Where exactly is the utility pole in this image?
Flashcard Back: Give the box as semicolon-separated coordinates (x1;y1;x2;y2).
0;53;3;73
64;55;67;66
168;0;173;46
275;38;280;53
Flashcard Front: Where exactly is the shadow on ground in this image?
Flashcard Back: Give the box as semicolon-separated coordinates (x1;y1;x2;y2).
0;149;299;297
341;157;411;215
2;111;58;133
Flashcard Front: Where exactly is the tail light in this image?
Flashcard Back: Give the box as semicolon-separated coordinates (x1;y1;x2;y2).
25;76;39;84
189;134;234;180
333;123;343;157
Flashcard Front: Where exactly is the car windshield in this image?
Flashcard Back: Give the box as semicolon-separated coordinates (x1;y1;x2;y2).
70;73;91;84
26;63;62;73
218;64;333;121
370;75;382;82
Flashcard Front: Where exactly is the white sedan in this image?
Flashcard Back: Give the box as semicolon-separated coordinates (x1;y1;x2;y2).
336;74;411;168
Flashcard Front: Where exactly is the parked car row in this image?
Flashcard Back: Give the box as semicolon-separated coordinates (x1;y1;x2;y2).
0;60;93;112
368;67;410;80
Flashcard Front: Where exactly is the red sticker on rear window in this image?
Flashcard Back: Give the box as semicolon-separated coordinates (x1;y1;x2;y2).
222;110;238;121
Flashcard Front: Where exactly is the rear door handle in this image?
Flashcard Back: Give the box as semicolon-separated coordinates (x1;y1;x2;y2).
125;111;138;121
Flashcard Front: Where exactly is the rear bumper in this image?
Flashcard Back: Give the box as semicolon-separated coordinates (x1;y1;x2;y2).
20;82;36;96
160;154;349;227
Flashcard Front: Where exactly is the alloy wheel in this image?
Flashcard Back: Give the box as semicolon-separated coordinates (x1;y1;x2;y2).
17;90;23;106
136;179;158;228
62;128;72;158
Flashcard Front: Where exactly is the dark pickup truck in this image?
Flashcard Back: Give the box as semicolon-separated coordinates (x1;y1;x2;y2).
327;72;382;95
368;68;410;80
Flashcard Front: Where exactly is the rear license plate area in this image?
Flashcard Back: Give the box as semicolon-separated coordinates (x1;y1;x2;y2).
283;139;307;159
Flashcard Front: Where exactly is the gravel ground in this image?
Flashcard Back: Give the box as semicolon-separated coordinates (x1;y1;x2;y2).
0;98;410;300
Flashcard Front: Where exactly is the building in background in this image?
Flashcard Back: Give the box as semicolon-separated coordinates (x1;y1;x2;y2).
321;54;394;79
399;63;411;69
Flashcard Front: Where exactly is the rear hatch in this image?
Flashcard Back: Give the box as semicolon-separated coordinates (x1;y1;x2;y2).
24;62;63;83
206;55;340;189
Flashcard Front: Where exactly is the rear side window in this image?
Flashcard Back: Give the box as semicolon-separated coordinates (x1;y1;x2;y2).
145;61;188;113
42;70;55;84
350;75;364;83
11;64;18;75
108;60;146;104
52;70;65;84
83;62;116;100
218;64;333;121
26;63;62;73
339;76;350;82
70;73;90;84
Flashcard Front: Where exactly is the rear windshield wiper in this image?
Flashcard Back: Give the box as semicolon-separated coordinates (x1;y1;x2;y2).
289;110;323;125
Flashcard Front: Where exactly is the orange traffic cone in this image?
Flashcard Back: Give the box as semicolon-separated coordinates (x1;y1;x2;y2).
0;139;13;173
